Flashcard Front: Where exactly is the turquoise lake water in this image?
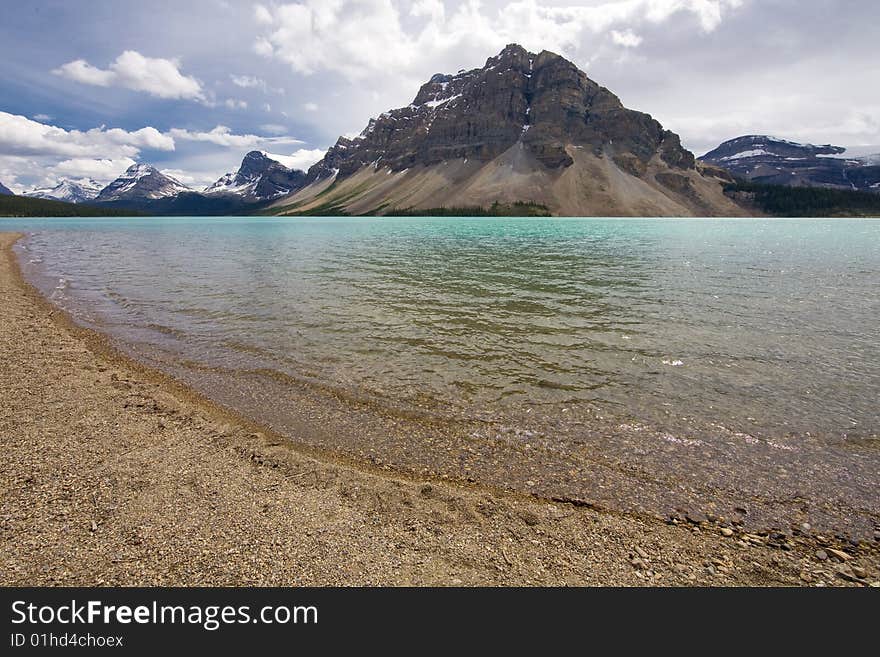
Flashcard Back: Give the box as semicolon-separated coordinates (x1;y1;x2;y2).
11;216;879;439
7;216;880;533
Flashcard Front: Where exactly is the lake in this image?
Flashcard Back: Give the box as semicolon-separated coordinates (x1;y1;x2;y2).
8;216;880;536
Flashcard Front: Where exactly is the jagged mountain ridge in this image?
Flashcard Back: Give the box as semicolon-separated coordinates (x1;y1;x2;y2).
24;178;102;204
204;150;308;201
0;180;13;195
308;44;694;180
700;135;880;192
276;44;745;217
95;164;191;203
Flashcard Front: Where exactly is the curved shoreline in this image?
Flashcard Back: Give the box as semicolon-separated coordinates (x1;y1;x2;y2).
1;231;876;586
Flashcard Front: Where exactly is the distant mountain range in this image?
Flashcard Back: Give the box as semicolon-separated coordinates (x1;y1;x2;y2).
5;45;879;216
24;178;102;203
700;135;880;192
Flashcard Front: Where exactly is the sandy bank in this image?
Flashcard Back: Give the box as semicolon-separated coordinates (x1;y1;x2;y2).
0;232;875;586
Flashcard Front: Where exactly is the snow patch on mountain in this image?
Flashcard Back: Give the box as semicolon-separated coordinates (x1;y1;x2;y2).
96;164;191;202
24;179;102;203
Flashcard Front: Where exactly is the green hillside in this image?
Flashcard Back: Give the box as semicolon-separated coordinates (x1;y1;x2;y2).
0;195;142;217
725;181;880;217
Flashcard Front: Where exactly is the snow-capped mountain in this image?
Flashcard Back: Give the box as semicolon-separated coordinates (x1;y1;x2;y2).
700;135;880;191
24;179;102;204
96;164;191;203
0;180;13;195
204;151;308;201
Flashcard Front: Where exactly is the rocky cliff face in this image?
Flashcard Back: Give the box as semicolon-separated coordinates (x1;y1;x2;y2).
308;44;694;181
96;164;191;202
205;151;308;200
700;136;880;192
283;44;741;217
0;181;12;195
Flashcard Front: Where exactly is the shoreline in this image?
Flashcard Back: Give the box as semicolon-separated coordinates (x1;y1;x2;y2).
1;231;877;586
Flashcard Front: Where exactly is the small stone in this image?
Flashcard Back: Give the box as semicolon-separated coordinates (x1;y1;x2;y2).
870;581;880;588
835;565;858;582
800;522;812;533
630;558;647;570
827;548;852;562
634;546;649;560
89;520;97;532
851;565;867;579
720;528;734;537
799;571;812;582
815;549;828;561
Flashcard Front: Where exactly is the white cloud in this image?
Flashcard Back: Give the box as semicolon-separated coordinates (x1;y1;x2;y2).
168;125;303;148
253;37;274;57
32;113;52;122
253;0;744;81
264;148;327;171
224;98;248;110
254;3;274;24
231;74;266;90
303;102;319;112
611;29;643;48
0;111;174;159
53;158;137;181
53;50;205;101
160;168;220;189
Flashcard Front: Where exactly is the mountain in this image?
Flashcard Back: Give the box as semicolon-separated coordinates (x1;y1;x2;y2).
24;178;102;203
700;136;880;192
270;44;746;217
0;181;13;195
95;164;191;203
205;150;308;200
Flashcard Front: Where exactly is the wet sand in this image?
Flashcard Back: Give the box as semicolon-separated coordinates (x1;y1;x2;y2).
1;232;877;586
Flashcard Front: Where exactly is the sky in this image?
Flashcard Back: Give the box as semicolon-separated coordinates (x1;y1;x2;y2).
0;0;878;193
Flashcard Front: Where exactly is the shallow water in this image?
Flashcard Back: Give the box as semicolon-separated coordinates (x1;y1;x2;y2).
8;216;880;535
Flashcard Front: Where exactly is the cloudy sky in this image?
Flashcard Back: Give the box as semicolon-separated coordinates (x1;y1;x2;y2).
1;0;878;192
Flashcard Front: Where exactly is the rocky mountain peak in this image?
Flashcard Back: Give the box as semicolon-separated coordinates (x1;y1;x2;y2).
702;135;845;162
96;164;191;202
306;43;694;182
204;150;308;201
700;135;880;191
0;180;13;195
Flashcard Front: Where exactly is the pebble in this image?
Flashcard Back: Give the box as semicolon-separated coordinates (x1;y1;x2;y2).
720;528;734;537
851;566;867;579
634;546;649;560
815;550;828;561
827;548;851;562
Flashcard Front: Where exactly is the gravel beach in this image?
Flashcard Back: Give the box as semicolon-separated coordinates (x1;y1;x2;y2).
1;231;877;587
